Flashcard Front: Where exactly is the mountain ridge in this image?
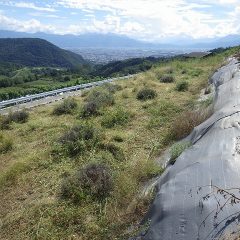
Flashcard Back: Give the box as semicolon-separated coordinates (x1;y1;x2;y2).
0;30;240;49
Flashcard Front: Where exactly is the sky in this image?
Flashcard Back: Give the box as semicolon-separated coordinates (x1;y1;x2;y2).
0;0;240;42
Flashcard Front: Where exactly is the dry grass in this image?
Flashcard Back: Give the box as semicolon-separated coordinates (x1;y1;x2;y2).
169;107;213;141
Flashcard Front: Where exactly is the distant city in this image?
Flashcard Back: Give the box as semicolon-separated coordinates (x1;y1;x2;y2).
71;48;200;64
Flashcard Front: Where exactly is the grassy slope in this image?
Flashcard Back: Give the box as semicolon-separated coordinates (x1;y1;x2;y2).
0;47;239;240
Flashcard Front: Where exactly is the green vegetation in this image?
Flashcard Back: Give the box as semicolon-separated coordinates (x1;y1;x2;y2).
0;46;239;240
0;134;13;154
53;98;78;115
92;57;160;77
85;87;115;108
169;141;191;164
101;107;131;128
59;124;102;157
0;38;87;68
175;80;189;91
1;109;29;129
137;88;157;101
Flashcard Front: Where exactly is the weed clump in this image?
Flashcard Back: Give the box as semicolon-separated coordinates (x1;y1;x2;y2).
101;108;131;128
59;124;102;156
102;83;123;93
80;87;116;118
86;88;115;108
61;163;113;203
160;75;175;83
175;80;189;92
100;143;125;161
137;88;157;101
53;98;78;115
0;134;13;153
1;110;29;129
169;141;191;164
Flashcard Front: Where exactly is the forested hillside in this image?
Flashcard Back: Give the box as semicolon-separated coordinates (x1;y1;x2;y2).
0;38;87;68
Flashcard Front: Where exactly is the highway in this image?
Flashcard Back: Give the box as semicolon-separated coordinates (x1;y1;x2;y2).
0;75;133;110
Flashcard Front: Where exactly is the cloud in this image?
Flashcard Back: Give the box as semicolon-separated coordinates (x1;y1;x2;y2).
7;1;56;12
0;0;240;40
55;0;240;39
0;13;56;32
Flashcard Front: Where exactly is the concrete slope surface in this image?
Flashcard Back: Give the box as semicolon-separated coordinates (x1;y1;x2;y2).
141;58;240;240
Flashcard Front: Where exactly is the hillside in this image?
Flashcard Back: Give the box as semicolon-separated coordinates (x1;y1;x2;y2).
0;38;87;68
0;46;239;240
92;57;161;77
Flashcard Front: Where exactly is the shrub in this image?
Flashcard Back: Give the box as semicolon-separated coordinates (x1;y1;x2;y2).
53;98;78;115
80;101;99;118
10;110;29;123
102;83;123;93
86;88;114;108
175;81;189;92
112;135;124;142
101;108;131;128
1;110;29;129
100;143;125;161
169;141;191;164
63;76;70;82
61;163;113;203
160;75;175;83
170;108;212;141
59;124;102;156
137;88;157;101
0;134;13;153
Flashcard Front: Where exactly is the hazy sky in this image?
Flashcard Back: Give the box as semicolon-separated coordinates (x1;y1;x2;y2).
0;0;240;41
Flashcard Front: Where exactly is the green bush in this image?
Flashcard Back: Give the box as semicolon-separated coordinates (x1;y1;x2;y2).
86;88;114;108
80;101;99;118
1;110;29;129
53;98;78;115
0;134;13;153
137;88;157;101
101;108;131;128
169;142;191;164
61;163;113;203
59;124;102;156
175;81;189;92
160;75;175;83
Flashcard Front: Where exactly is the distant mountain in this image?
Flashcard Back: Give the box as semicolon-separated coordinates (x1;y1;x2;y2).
0;30;176;49
0;30;239;50
0;38;87;68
